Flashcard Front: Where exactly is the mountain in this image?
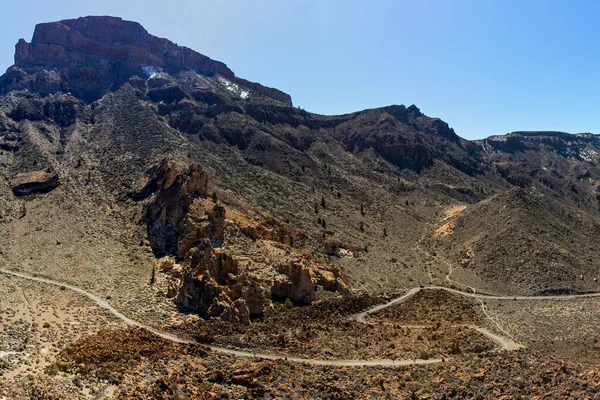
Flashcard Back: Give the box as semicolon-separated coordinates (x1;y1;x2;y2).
2;16;600;306
1;16;290;104
3;15;600;398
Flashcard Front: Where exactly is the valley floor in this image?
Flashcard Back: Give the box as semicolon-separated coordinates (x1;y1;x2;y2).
2;268;600;398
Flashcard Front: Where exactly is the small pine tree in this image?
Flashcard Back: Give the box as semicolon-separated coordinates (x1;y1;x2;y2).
383;227;388;237
405;199;409;206
321;218;326;229
150;266;156;285
212;191;218;203
359;221;364;232
284;298;293;309
360;203;365;216
314;203;319;214
320;196;326;209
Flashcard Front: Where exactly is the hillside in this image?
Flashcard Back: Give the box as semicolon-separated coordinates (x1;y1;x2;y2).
2;15;600;398
437;187;600;295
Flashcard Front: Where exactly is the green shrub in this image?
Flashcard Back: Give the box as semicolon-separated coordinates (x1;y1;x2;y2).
198;382;212;392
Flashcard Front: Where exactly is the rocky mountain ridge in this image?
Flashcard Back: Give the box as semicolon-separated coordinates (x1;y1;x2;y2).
4;15;600;399
1;16;291;104
2;15;600;311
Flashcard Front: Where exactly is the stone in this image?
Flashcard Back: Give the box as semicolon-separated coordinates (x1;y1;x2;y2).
272;262;317;304
324;240;341;257
157;256;175;271
138;154;209;256
166;280;179;298
11;171;60;196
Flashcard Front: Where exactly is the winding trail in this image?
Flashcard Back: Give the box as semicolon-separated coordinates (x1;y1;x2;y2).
353;283;600;352
0;269;440;367
353;287;524;350
3;268;600;367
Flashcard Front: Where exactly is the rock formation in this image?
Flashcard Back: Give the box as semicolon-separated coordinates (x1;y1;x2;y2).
138;155;348;323
137;154;208;257
10;170;60;196
1;16;292;105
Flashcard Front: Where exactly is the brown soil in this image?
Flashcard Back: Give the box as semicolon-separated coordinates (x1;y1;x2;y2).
368;289;483;325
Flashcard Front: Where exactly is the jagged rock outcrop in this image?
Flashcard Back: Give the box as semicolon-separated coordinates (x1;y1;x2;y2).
175;239;256;324
0;16;292;105
7;93;82;126
138;155;348;322
10;170;60;196
238;216;299;247
272;262;317;303
176;203;227;257
137;154;208;256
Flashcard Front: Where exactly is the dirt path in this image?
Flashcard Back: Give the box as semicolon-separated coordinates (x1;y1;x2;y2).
0;269;441;367
430;285;600;301
4;268;596;367
354;287;525;350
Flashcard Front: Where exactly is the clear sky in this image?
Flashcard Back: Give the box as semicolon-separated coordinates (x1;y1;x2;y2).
1;0;600;139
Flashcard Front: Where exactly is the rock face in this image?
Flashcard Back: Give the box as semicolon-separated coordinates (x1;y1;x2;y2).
1;16;292;105
137;154;209;257
10;170;60;196
175;239;257;325
137;155;348;323
7;93;83;126
336;105;477;174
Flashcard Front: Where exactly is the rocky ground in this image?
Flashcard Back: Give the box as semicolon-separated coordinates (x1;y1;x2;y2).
483;297;600;364
169;293;495;361
4;279;600;399
2;327;600;399
367;289;483;325
0;275;124;392
4;15;600;399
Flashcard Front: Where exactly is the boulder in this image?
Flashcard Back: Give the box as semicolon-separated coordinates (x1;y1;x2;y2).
11;171;60;196
324;240;341;257
272;262;317;304
157;256;175;271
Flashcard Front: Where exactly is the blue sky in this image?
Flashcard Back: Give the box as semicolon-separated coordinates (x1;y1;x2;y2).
1;0;600;139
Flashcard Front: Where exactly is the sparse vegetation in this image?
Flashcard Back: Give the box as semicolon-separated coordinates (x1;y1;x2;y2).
4;15;600;400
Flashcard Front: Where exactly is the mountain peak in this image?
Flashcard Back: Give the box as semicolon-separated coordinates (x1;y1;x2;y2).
2;16;292;104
